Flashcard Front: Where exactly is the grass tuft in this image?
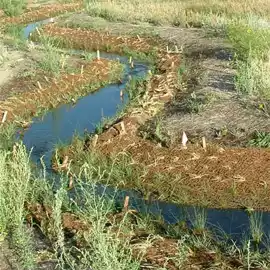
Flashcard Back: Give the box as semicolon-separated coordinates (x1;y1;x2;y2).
0;0;26;16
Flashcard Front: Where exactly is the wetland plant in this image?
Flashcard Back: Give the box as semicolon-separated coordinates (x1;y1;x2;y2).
0;143;35;268
188;207;207;234
249;212;264;247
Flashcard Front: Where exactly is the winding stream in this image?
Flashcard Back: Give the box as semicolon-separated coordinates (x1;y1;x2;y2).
19;20;270;246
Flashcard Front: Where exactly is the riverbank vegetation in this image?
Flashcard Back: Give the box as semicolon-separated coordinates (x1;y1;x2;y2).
1;0;270;269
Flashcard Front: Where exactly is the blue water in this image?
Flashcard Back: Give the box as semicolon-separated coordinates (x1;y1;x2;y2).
20;20;270;246
21;54;148;166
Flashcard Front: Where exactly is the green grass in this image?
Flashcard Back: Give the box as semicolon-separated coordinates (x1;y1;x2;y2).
249;212;264;246
0;142;35;268
37;35;69;76
248;131;270;148
0;0;26;16
228;23;270;99
3;24;27;48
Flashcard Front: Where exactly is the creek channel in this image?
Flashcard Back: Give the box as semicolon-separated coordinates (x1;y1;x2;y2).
18;19;270;246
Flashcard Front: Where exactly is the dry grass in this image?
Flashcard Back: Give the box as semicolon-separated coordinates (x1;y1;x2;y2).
85;0;270;26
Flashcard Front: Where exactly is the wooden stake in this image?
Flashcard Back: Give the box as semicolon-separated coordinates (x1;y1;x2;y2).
166;46;169;53
123;196;129;212
171;61;174;68
137;35;141;41
68;175;73;189
92;134;98;148
80;65;84;74
37;81;42;89
175;45;179;53
129;56;132;64
1;111;7;123
97;50;100;60
120;121;126;134
202;136;206;150
130;61;134;68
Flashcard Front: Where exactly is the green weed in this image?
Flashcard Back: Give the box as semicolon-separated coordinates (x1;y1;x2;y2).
248;131;270;148
189;207;207;233
38;35;68;76
184;91;215;114
0;143;35;268
0;0;26;16
3;24;27;48
227;24;270;60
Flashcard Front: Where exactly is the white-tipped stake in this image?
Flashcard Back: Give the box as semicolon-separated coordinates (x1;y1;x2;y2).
97;50;100;60
175;45;179;53
181;131;188;149
37;81;42;89
202;136;206;150
137;35;141;41
166;45;169;53
80;65;84;74
1;111;7;123
129;56;132;64
171;61;174;68
130;61;134;68
148;70;152;76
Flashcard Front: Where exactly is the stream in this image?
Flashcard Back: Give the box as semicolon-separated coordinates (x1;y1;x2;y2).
19;19;270;246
